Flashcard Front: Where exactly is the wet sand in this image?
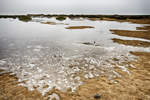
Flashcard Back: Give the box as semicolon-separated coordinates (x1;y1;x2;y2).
0;72;46;100
111;30;150;40
41;21;68;25
110;19;150;47
0;51;150;100
112;38;150;47
41;22;57;25
0;18;150;100
48;18;150;100
65;26;94;29
89;17;150;24
47;18;150;99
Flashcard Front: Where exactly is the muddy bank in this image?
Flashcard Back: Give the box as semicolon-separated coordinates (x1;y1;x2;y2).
136;26;150;30
88;17;150;24
110;18;150;48
112;38;150;47
41;22;57;25
111;18;150;48
66;26;94;29
111;30;150;40
41;22;68;25
127;19;150;24
0;72;46;100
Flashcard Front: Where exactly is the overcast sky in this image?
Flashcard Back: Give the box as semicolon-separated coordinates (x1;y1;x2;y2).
0;0;150;15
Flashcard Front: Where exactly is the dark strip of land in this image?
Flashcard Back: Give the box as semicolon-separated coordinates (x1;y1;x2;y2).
66;26;94;29
0;14;150;19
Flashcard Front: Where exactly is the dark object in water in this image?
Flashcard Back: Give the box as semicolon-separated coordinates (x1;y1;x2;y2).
82;42;100;46
94;93;101;99
82;42;93;45
94;41;96;45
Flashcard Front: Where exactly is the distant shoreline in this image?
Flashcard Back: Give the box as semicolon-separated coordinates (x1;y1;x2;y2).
0;14;150;20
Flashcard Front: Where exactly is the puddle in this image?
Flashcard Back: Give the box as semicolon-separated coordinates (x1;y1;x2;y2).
0;17;150;95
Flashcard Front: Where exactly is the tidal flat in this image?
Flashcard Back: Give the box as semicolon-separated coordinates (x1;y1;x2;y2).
0;15;150;100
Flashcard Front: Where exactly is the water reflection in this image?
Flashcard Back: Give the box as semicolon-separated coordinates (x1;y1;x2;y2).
0;17;149;94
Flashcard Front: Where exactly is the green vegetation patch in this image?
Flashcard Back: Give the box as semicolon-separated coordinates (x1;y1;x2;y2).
18;16;32;22
56;16;66;21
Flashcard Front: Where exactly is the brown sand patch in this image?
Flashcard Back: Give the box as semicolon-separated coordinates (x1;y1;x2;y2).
89;17;150;24
112;38;150;47
101;18;125;22
104;18;150;24
111;30;150;40
111;19;150;47
88;18;103;21
0;72;46;100
0;69;3;72
137;26;150;31
88;17;126;22
127;19;150;24
117;19;150;24
109;18;150;39
41;22;68;25
65;26;94;29
130;51;150;57
41;22;57;25
88;17;129;23
44;51;150;100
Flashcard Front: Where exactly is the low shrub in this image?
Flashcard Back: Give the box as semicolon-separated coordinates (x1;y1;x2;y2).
18;16;32;22
56;16;66;21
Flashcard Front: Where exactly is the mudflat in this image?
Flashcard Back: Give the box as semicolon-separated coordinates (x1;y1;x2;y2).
0;17;150;100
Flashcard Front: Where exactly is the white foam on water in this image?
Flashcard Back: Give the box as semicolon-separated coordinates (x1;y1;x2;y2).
48;93;60;100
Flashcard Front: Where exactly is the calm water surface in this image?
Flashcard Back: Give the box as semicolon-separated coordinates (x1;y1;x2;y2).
0;17;149;94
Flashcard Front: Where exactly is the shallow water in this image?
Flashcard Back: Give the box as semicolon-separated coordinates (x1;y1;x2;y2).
0;17;150;95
